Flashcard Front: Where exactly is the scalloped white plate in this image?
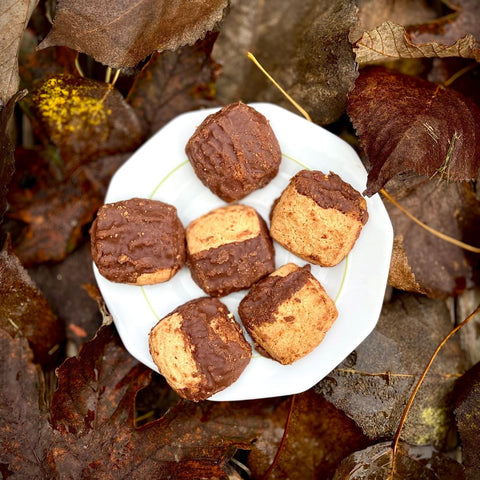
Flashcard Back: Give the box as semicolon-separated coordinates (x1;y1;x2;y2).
93;103;393;401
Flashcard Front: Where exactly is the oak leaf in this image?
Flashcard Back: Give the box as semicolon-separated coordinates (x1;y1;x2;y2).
316;294;465;447
0;324;271;478
347;66;480;196
38;0;229;68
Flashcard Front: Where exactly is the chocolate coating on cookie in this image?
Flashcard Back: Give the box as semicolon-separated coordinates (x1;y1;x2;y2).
90;198;185;285
185;102;282;202
270;170;368;267
239;263;338;364
186;204;275;296
149;297;251;401
293;170;368;223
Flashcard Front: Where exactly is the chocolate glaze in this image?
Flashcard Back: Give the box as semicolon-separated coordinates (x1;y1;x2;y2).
185;102;281;202
292;170;368;224
90;198;185;283
177;297;251;401
239;265;311;329
187;219;275;297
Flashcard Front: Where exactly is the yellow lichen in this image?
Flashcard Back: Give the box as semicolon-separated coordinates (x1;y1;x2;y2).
35;76;112;135
415;406;449;444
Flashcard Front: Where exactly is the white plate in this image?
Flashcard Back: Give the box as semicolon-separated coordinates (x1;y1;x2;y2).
93;103;393;401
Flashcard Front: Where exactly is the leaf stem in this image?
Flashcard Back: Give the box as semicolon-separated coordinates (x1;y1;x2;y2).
391;303;480;457
261;394;296;480
443;63;477;87
74;54;85;78
246;52;312;122
381;188;480;253
246;51;480;255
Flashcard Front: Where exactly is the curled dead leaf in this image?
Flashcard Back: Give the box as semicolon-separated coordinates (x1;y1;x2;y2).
355;20;480;65
347;66;480;196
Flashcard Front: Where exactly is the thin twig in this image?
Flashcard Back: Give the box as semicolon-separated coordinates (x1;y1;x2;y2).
245;53;480;255
246;52;312;122
443;63;478;87
381;189;480;253
391;303;480;457
74;54;85;78
261;394;296;480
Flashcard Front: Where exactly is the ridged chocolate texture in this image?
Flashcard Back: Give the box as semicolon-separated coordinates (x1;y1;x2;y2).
90;197;185;284
186;205;275;297
148;297;252;401
185;102;282;202
239;263;338;365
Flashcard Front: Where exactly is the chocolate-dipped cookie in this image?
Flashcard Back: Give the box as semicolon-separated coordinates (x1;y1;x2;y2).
186;204;275;297
90;197;185;285
270;170;368;267
149;297;252;401
185;102;282;202
239;263;338;365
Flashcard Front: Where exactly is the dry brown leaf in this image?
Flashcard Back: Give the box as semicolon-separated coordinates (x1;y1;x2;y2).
0;0;38;104
410;0;480;48
0;90;27;233
215;0;358;125
248;391;371;480
355;20;480;64
332;441;465;479
26;74;142;176
0;237;64;365
7;149;128;265
316;294;465;447
128;32;221;138
38;0;228;68
350;0;437;43
347;66;480;196
454;361;480;480
384;175;480;298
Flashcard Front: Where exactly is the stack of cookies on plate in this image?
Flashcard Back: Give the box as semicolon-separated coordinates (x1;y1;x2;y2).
90;102;368;401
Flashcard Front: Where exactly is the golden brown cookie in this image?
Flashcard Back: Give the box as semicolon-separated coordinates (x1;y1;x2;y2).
185;102;282;202
186;204;275;296
238;263;338;365
149;297;252;401
90;197;185;285
270;170;368;266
